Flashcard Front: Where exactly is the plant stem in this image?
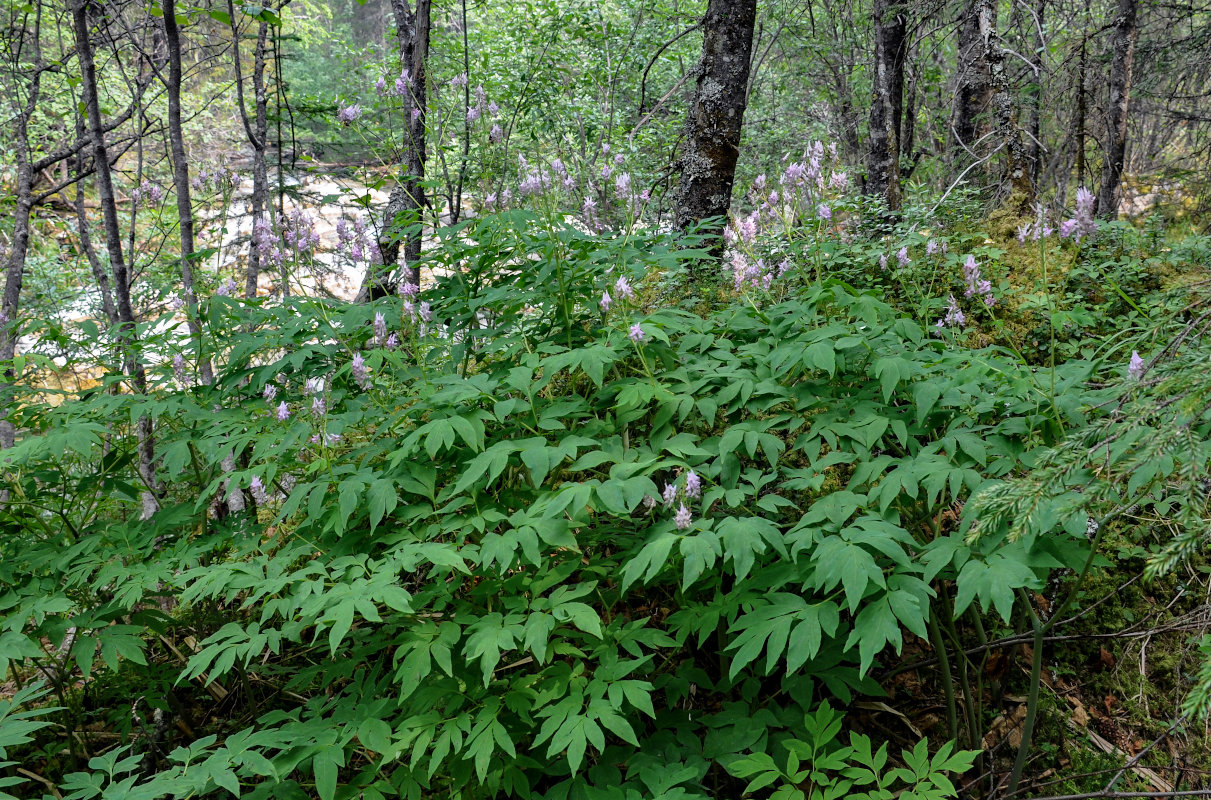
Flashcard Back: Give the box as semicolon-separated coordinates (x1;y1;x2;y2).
928;611;960;744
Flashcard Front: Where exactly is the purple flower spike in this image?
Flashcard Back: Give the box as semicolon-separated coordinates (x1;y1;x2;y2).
614;276;634;301
662;483;677;506
263;383;277;402
685;470;701;498
336;104;362;125
276;402;290;421
628;323;645;342
1128;351;1145;380
600;290;612;312
173;354;190;387
373;312;387;345
250;475;270;504
937;294;966;329
351;352;369;389
674;504;692;530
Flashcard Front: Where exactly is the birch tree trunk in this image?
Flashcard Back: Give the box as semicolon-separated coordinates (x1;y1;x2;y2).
672;0;758;237
1096;0;1139;218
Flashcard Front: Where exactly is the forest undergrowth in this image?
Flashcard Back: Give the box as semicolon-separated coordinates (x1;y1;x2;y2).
3;167;1211;800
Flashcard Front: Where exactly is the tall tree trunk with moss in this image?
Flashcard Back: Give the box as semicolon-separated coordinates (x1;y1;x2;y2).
1097;0;1138;219
979;0;1033;203
72;0;159;519
1027;0;1045;186
359;0;430;300
672;0;758;242
867;0;905;212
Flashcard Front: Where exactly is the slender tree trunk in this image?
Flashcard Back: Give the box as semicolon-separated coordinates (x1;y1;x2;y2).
74;115;119;327
1075;36;1087;186
228;0;272;299
867;0;905;211
672;0;759;237
1096;0;1139;218
900;41;917;164
247;18;271;298
952;0;991;160
0;10;43;451
163;0;213;385
72;0;160;519
360;0;430;300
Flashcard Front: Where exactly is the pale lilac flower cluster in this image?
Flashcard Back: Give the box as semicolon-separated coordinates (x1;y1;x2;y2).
962;255;995;307
1058;187;1098;243
304;378;327;419
173;353;190;388
1127;351;1146;380
282;208;321;260
373;312;388;346
1016;209;1055;243
191;164;241;193
168;293;186;311
614;276;635;303
264;383;289;420
392;67;412;98
336;216;372;264
731;251;774;291
249;475;270;504
253;217;285;270
628;323;646;342
657;470;700;530
131;179;165;205
336;104;362;125
937;294;966;329
518;168;552;197
351;352;369;389
465;85;490;125
582;195;599;230
216;277;239;297
516;154;553;198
